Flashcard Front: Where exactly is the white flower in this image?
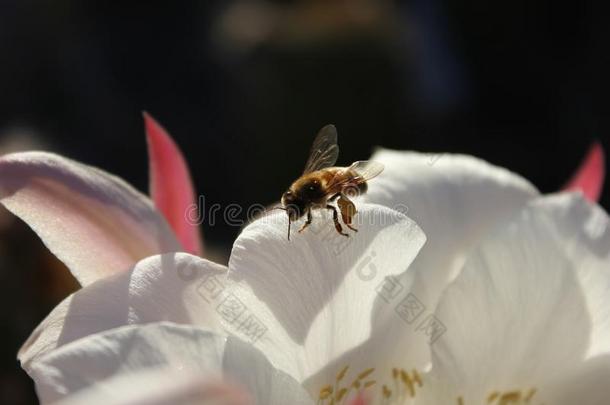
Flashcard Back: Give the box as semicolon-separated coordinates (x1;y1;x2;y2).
1;116;607;405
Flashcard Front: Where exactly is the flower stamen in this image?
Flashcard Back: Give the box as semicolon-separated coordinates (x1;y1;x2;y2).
318;366;424;405
319;385;333;402
457;388;540;405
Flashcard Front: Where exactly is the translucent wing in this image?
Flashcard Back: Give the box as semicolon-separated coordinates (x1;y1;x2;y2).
347;160;385;181
327;160;385;190
303;124;340;174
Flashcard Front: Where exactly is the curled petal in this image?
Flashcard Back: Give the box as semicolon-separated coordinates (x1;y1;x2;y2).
0;152;181;285
303;151;539;394
563;142;605;202
427;193;610;403
19;253;226;371
228;204;426;383
362;150;538;368
145;112;204;256
31;322;312;404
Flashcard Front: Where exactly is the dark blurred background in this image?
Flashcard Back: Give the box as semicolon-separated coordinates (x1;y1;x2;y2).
0;0;608;403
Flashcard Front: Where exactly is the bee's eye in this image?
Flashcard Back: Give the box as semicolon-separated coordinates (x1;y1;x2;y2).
308;180;320;192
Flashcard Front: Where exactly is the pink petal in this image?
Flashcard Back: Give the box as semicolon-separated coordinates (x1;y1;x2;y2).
144;112;204;256
348;394;368;405
563;142;606;202
0;152;181;286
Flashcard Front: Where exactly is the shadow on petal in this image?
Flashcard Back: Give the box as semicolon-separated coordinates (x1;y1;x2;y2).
19;253;226;371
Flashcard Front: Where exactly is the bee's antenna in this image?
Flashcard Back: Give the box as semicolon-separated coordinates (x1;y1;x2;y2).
269;206;291;241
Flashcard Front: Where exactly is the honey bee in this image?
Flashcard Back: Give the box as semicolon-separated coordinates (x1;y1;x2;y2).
279;124;384;240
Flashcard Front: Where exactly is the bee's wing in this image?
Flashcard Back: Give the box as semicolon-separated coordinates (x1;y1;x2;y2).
327;160;385;190
303;124;340;174
347;160;385;181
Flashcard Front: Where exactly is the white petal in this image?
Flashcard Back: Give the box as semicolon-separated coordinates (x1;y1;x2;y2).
536;193;610;359
31;322;312;404
427;193;610;402
227;204;426;383
19;253;226;372
0;152;181;285
363;149;539;366
544;354;610;405
55;369;252;405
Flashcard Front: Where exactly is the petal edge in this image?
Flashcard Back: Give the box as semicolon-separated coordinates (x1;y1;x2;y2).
0;151;181;285
563;142;605;202
145;112;204;256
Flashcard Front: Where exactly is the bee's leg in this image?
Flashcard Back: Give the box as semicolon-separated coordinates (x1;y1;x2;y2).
298;209;312;233
326;205;349;237
337;194;358;232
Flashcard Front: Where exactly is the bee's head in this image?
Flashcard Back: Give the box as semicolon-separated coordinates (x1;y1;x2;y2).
281;190;305;221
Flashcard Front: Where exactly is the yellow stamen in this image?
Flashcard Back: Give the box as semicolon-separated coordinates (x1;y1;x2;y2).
400;369;415;397
498;391;521;404
412;369;423;387
358;368;375;380
364;380;376;388
335;387;348;401
336;365;349;382
319;385;333;400
318;365;428;404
